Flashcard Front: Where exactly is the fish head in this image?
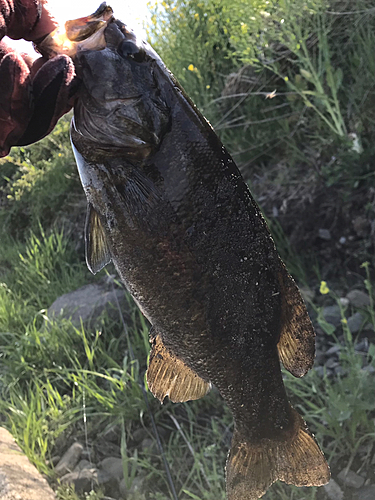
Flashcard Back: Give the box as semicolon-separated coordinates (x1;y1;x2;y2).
65;6;171;161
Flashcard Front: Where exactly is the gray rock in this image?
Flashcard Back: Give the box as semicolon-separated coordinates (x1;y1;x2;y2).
323;305;342;327
0;427;56;500
130;428;149;445
339;297;350;307
119;476;147;500
60;467;114;493
102;424;121;444
55;442;84;477
346;290;371;308
326;345;341;356
337;468;365;488
319;228;331;240
347;312;365;334
300;286;315;303
100;456;124;481
325;358;338;369
74;459;94;472
355;338;369;353
324;478;344;500
314;366;325;377
140;438;157;454
355;485;375;500
47;282;128;328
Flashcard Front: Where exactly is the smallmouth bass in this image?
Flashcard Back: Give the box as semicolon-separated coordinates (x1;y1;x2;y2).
42;4;330;499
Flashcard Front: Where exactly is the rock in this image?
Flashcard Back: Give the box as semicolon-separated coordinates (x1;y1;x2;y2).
55;442;84;477
323;478;344;500
347;312;365;334
102;424;121;444
337;468;365;488
46;455;61;467
100;456;124;481
140;438;157;454
339;297;350;307
355;338;369;353
323;305;342;327
326;345;341;356
325;358;338;369
119;476;147;500
319;228;331;240
314;366;325;377
130;428;149;445
355;485;375;500
47;282;128;328
300;286;315;303
346;290;371;308
60;467;114;493
0;427;56;500
74;459;94;472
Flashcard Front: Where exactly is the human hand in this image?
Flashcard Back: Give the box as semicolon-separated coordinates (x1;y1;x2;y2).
0;0;78;157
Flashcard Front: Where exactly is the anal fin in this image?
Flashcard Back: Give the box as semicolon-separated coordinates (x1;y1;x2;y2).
277;265;315;377
85;203;112;274
147;333;211;403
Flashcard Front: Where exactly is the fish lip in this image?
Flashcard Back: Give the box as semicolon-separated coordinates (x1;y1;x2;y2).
35;3;114;58
65;3;114;42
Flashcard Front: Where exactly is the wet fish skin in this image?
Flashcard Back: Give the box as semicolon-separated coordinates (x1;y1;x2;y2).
67;9;330;500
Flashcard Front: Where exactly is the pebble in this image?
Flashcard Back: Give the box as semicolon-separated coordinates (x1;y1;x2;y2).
355;338;369;353
346;290;371;308
319;228;331;240
55;442;84;477
119;475;147;500
337;468;365;488
323;305;342;327
339;297;350;307
323;478;344;500
347;312;365;333
100;456;124;481
74;459;93;472
326;345;341;355
355;485;375;500
60;467;114;493
325;358;339;369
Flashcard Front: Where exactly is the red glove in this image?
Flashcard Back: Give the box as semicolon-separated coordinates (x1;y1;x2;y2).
0;0;77;157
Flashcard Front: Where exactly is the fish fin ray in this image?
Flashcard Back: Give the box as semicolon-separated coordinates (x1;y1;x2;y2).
85;203;112;274
146;333;211;403
226;408;330;500
277;265;315;377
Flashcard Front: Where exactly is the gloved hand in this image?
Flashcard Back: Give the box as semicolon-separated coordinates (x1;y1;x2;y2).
0;0;78;157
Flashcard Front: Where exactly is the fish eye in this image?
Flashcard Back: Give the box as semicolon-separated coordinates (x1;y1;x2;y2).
118;40;146;62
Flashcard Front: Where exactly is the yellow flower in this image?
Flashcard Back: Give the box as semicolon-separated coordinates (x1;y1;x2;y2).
194;13;199;20
206;84;210;89
58;153;62;157
188;64;196;72
319;281;330;295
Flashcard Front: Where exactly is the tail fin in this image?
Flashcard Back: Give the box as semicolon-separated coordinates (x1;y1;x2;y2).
226;408;330;500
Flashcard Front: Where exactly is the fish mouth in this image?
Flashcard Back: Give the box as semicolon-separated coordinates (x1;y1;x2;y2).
36;2;114;58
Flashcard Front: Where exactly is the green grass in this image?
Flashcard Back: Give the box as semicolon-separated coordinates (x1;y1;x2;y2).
0;225;374;500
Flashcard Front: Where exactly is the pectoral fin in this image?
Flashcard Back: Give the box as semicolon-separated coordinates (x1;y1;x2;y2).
85;203;112;274
147;332;211;403
277;265;315;377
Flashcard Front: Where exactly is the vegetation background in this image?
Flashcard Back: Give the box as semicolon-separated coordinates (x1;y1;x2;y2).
0;1;374;499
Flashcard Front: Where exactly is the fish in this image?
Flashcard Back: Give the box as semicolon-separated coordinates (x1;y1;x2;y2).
41;4;330;499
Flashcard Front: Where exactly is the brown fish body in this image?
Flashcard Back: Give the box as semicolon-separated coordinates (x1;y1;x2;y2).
57;4;330;498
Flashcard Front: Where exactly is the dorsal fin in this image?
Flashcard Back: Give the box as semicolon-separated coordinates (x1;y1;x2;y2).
277;265;315;377
85;203;112;274
147;331;211;403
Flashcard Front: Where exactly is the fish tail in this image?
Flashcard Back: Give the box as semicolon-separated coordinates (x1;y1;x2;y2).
226;407;330;500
